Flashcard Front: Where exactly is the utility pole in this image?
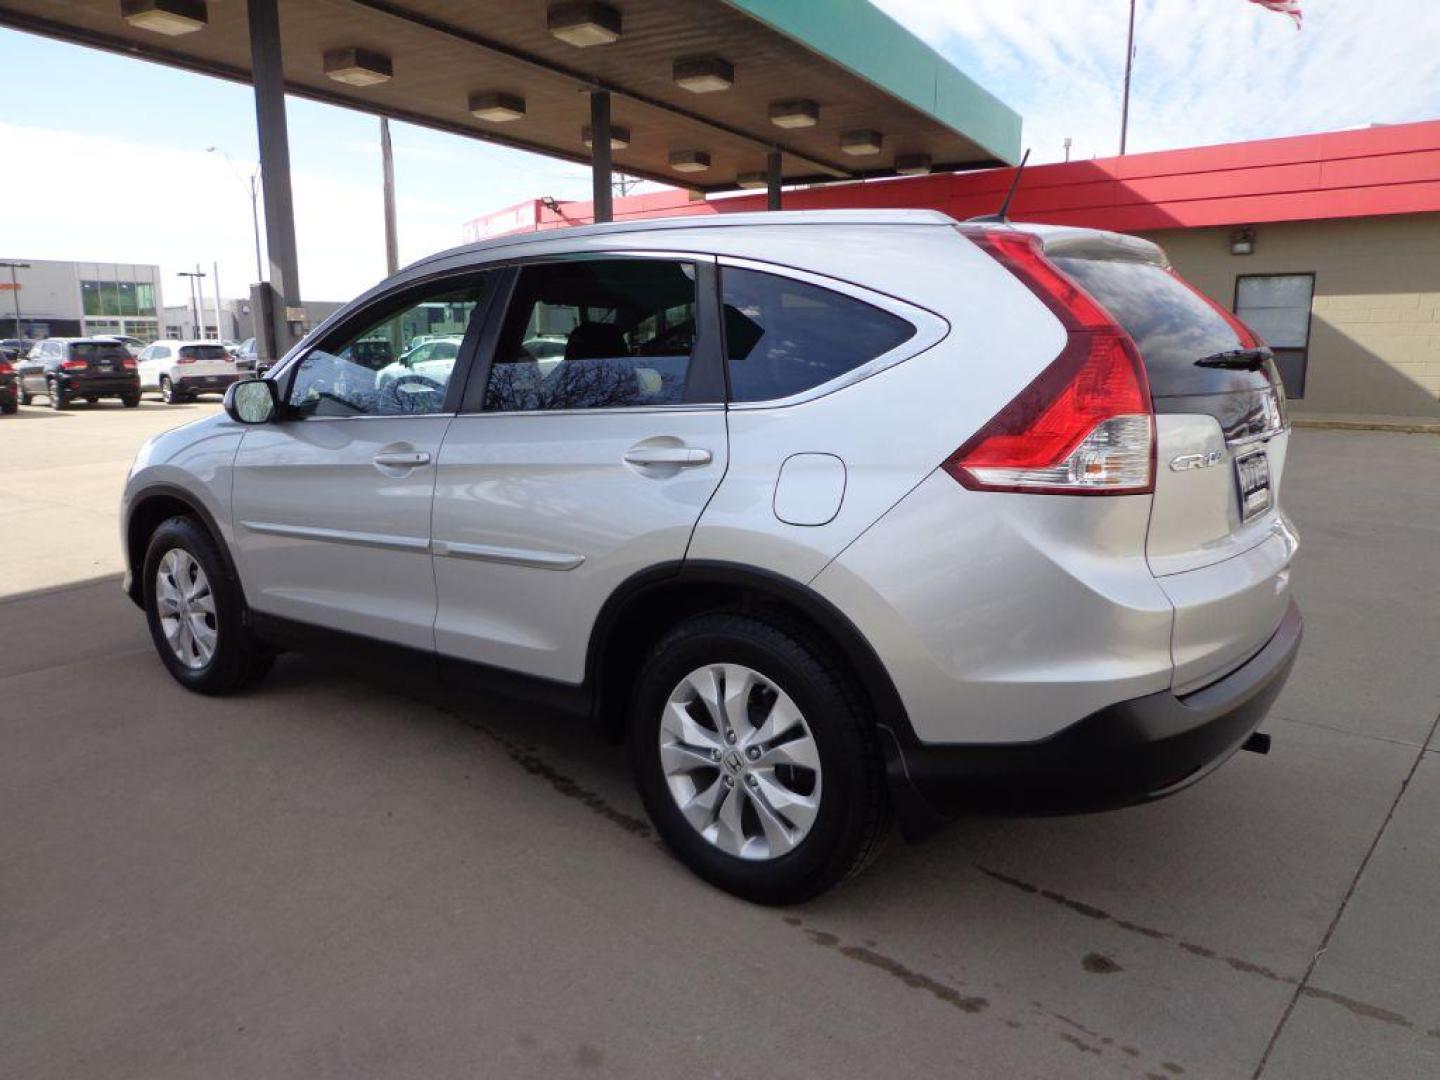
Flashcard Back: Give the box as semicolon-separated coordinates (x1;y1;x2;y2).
212;261;225;341
207;146;265;283
0;261;28;338
177;268;206;338
380;118;399;276
1120;0;1137;154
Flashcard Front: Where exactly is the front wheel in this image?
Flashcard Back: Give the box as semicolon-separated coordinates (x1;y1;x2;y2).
143;516;274;695
629;613;890;905
121;393;141;408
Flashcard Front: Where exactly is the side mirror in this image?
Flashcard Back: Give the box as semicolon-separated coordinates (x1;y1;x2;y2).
224;378;279;424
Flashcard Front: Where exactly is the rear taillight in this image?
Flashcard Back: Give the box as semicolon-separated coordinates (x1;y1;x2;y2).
943;230;1155;495
176;353;197;365
0;360;12;375
60;358;87;370
122;356;137;370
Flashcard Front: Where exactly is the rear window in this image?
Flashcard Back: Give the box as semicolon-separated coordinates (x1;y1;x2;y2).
71;342;131;362
1051;257;1269;397
179;345;230;361
721;268;915;403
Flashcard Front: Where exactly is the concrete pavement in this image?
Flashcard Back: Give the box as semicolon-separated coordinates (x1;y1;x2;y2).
1;425;1437;1078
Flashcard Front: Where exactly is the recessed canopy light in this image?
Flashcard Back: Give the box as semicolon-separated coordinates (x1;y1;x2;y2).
840;129;883;156
894;153;932;176
736;171;769;189
768;99;819;129
548;2;622;47
469;91;526;122
673;56;734;94
323;48;393;87
121;0;207;36
669;149;712;173
581;125;631;150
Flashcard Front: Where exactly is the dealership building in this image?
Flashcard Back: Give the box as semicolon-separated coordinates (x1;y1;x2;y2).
0;259;165;343
468;119;1440;422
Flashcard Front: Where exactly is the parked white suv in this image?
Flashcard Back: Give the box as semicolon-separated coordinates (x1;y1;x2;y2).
136;339;238;403
121;211;1301;903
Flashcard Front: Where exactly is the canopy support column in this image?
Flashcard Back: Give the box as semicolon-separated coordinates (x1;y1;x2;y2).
766;149;782;211
247;0;303;353
590;91;614;224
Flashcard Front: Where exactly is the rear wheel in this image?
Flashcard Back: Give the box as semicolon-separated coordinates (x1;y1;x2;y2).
629;612;890;904
47;378;68;410
1;397;16;415
121;393;141;408
18;385;32;406
160;376;183;404
143;515;274;695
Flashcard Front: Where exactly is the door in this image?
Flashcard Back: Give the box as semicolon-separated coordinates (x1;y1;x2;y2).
432;255;728;682
230;273;494;649
18;341;51;392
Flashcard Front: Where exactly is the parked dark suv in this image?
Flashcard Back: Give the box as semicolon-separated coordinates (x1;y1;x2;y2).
17;338;141;409
0;354;16;414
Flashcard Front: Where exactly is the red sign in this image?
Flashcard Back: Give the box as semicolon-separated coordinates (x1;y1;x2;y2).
0;283;20;291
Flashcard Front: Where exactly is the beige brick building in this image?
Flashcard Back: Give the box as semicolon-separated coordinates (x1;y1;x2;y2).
1146;214;1440;419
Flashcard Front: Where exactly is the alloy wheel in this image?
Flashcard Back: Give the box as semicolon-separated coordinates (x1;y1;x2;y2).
660;663;822;860
155;548;218;670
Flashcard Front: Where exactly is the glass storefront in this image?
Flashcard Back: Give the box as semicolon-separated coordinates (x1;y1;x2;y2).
81;280;157;318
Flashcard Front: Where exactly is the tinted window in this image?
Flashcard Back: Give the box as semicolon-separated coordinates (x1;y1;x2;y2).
179;344;230;361
1051;257;1269;397
720;268;915;403
485;259;696;412
71;342;130;362
288;282;485;418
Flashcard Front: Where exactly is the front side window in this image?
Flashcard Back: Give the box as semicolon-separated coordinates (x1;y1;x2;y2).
720;268;915;403
484;259;697;412
1236;274;1314;399
287;281;485;418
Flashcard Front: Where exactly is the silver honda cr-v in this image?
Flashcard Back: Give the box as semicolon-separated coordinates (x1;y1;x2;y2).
122;210;1302;903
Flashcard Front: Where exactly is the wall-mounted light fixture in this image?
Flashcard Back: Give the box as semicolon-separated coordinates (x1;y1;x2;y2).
673;56;734;94
582;124;631;150
323;48;393;87
839;130;883;156
469;92;526;122
120;0;207;36
768;99;819;129
894;153;932;176
547;2;622;47
669;149;712;173
1230;226;1257;256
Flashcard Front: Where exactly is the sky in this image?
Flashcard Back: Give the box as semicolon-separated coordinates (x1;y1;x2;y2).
1;0;1438;307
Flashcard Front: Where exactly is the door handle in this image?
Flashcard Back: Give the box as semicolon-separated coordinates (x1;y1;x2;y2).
372;450;431;468
623;445;713;468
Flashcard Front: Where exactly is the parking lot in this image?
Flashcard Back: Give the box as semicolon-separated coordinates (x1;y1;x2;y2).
2;407;1438;1079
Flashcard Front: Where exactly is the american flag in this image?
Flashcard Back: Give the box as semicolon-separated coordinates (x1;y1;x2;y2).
1247;0;1303;28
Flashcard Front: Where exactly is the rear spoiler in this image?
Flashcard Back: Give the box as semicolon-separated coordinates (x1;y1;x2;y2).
1011;225;1168;269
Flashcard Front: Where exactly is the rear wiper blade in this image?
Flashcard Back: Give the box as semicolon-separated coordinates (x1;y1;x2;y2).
1194;348;1271;370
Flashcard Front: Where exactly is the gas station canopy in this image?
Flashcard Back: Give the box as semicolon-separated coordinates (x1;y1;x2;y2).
0;0;1020;190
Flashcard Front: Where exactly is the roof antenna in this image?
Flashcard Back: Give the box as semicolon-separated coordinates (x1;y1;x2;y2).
968;149;1031;223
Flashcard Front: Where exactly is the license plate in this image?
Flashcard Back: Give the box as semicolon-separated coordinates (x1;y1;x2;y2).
205;376;220;384
1235;449;1273;521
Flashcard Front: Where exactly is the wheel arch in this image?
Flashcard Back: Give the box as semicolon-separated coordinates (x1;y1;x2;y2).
586;560;912;749
125;484;243;610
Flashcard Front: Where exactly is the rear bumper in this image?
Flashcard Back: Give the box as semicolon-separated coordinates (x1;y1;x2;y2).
176;374;238;393
60;374;139;395
883;600;1302;830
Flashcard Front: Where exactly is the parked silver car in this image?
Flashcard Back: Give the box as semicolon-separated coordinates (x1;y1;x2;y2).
121;210;1301;903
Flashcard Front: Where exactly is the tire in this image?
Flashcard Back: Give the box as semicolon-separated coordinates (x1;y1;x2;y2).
160;376;184;404
629;612;890;905
47;378;68;410
142;515;274;695
121;393;141;408
1;397;15;415
18;385;31;406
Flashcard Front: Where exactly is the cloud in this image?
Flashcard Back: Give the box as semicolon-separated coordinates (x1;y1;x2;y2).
876;0;1440;162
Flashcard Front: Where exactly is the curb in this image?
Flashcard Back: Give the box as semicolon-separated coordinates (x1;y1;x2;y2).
1292;418;1440;435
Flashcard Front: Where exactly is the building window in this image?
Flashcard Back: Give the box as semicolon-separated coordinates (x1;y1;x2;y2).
1235;274;1314;399
81;280;158;318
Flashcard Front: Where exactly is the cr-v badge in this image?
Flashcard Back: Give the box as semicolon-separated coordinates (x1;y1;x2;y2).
1169;449;1225;472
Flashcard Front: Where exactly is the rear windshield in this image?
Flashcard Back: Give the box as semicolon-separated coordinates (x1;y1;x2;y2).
1052;257;1270;397
71;342;131;361
179;345;230;361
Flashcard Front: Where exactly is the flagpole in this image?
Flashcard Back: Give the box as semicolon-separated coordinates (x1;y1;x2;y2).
1120;0;1137;154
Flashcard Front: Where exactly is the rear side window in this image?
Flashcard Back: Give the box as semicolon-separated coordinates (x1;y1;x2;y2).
1050;257;1265;397
179;345;230;361
721;268;915;403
